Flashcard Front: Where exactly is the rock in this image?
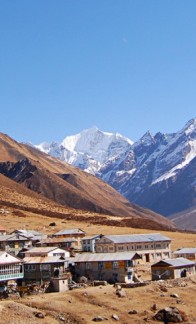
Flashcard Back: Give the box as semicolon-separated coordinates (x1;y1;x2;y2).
154;307;187;322
49;222;56;226
58;315;65;322
151;303;157;311
34;312;45;318
159;286;168;292
111;314;119;321
160;293;166;297
115;285;122;290
92;316;108;321
79;276;88;283
128;310;137;314
116;289;127;298
170;293;179;298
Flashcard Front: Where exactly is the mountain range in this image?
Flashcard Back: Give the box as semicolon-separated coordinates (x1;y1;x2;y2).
34;118;196;230
0;132;173;231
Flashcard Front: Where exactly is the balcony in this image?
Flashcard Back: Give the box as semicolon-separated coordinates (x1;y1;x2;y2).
0;273;24;281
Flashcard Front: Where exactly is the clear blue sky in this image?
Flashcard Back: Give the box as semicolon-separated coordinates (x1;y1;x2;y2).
0;0;195;144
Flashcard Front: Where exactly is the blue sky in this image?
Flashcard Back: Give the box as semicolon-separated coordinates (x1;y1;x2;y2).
0;0;195;144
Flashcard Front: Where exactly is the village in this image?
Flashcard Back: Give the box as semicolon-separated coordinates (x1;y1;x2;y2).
0;224;195;295
0;211;195;324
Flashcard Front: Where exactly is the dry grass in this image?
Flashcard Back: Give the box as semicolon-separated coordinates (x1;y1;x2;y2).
1;208;195;251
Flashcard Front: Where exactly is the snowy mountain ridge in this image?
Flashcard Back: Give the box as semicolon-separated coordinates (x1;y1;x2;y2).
34;118;196;217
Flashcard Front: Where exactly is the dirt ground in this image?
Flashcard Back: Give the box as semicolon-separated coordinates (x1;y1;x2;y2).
0;277;196;323
0;209;196;323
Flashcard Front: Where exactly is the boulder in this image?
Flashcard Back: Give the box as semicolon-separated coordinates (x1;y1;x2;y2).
116;289;127;298
34;312;45;318
154;307;187;322
111;314;119;321
92;316;108;321
49;222;56;226
128;310;137;314
170;293;179;298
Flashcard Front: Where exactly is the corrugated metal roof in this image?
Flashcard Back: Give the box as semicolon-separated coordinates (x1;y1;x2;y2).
54;228;85;236
82;235;100;241
174;248;196;254
24;247;61;253
152;257;196;267
99;233;171;244
69;252;140;263
24;256;67;264
0;251;23;264
13;229;42;236
0;234;30;242
36;237;77;244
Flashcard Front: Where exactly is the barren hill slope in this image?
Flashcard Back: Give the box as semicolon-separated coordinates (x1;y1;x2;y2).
0;132;174;230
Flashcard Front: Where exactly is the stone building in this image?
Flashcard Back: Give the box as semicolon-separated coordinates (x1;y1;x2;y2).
69;252;141;283
95;233;171;263
151;257;196;280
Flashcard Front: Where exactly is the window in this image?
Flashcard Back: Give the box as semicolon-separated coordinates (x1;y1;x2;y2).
85;262;92;270
98;262;104;270
118;246;124;251
25;265;36;272
40;264;51;271
125;260;132;268
53;253;64;257
112;261;119;269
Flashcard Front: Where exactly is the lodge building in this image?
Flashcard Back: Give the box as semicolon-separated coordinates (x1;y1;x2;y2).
95;233;172;263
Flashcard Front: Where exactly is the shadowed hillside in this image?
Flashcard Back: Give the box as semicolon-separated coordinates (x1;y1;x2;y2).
0;132;175;230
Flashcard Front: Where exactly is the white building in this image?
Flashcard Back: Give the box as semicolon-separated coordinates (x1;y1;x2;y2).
24;247;70;258
0;251;24;283
82;235;101;252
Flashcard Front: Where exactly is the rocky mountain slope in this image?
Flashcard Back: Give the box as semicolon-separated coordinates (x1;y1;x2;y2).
168;206;196;231
0;132;174;230
35;119;196;225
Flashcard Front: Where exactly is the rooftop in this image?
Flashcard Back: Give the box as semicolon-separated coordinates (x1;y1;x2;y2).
0;251;23;264
174;248;196;254
24;246;64;254
24;256;67;264
69;252;141;263
54;228;85;236
152;257;196;267
98;233;171;244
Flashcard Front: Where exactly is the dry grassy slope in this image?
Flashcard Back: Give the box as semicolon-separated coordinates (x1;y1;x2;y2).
0;132;174;230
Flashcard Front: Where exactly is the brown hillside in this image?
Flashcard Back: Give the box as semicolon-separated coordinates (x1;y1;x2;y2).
0;132;175;230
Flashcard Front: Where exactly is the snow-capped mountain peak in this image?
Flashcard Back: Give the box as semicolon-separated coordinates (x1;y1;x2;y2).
32;119;196;219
